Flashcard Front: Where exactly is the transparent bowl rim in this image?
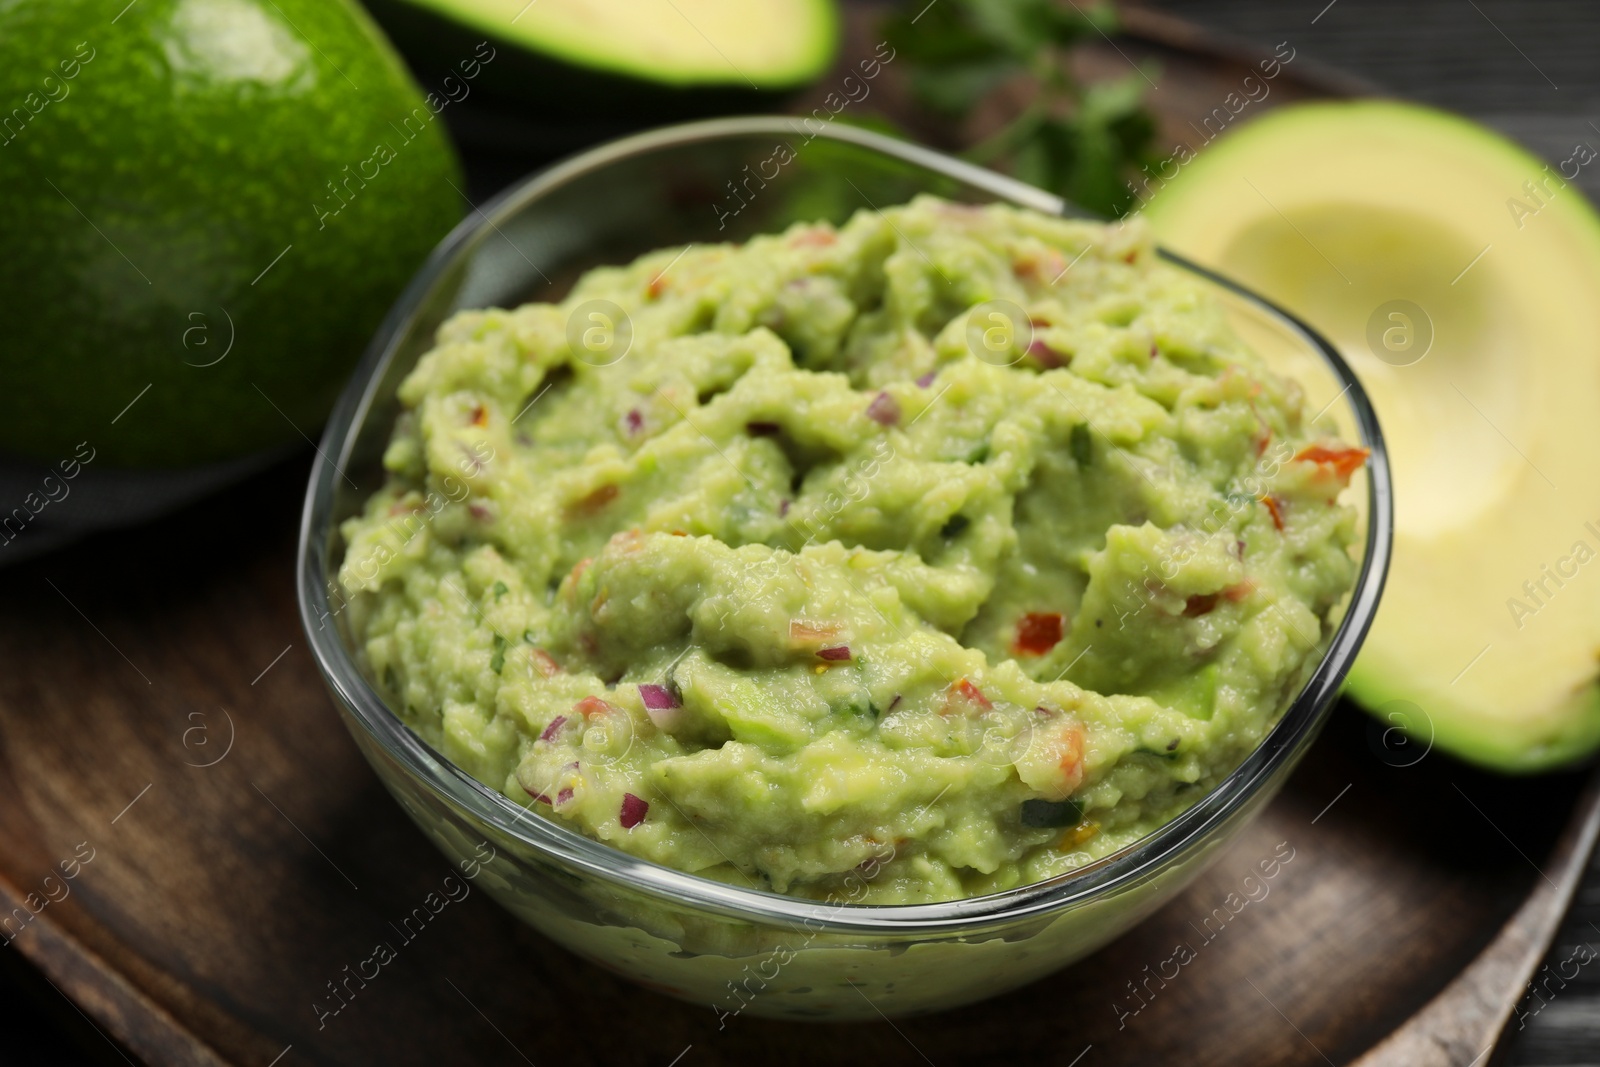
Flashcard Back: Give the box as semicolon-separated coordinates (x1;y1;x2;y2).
297;116;1393;936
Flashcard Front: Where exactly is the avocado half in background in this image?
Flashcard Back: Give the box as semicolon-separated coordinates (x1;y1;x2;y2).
1144;100;1600;773
361;0;839;120
0;0;461;556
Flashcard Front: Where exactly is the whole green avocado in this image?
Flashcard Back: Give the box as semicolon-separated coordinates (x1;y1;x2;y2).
0;0;463;467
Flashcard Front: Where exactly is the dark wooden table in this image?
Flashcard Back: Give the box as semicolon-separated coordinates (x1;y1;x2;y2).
1139;3;1600;1063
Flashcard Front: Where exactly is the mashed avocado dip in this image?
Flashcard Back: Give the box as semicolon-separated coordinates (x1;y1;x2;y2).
339;196;1363;905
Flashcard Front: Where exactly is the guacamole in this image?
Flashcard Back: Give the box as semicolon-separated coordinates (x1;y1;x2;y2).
339;196;1363;905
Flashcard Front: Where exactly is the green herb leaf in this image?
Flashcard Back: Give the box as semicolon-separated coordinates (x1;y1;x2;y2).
882;0;1157;217
1020;797;1084;828
1070;422;1093;467
490;633;507;674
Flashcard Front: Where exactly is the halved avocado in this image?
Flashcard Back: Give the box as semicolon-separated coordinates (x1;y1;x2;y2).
379;0;838;89
1144;100;1600;772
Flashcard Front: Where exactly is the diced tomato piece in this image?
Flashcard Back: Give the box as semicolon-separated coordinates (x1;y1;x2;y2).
574;695;616;720
1012;612;1064;656
1058;819;1098;849
1223;580;1255;603
469;404;488;427
568;483;619;517
1182;594;1218;618
788;619;842;645
1260;494;1286;531
791;228;836;247
1295;444;1370;482
531;649;562;678
1012;250;1065;280
947;677;993;712
1247;400;1273;456
1046;721;1086;801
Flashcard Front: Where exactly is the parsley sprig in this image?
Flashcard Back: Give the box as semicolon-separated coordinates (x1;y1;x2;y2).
882;0;1158;217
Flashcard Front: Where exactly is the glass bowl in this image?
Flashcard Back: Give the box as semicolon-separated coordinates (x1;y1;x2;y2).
297;117;1392;1021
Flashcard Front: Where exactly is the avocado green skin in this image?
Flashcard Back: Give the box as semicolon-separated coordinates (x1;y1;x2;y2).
0;0;463;467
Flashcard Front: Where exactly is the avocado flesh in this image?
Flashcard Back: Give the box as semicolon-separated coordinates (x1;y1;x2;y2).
0;0;462;467
1145;100;1600;772
393;0;839;88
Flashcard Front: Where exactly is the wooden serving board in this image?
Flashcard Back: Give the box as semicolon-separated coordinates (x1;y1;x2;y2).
0;8;1588;1065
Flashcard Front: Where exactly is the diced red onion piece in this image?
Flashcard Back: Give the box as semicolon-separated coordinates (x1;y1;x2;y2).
817;645;852;661
620;793;649;829
625;408;643;434
867;392;900;426
538;715;568;742
1027;339;1064;369
916;371;937;388
640;684;685;731
556;787;574;805
639;684;679;710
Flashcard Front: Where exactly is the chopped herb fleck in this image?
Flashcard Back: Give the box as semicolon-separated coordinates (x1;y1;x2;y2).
1070;423;1093;467
1020;798;1083;828
493;580;509;600
490;633;507;673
